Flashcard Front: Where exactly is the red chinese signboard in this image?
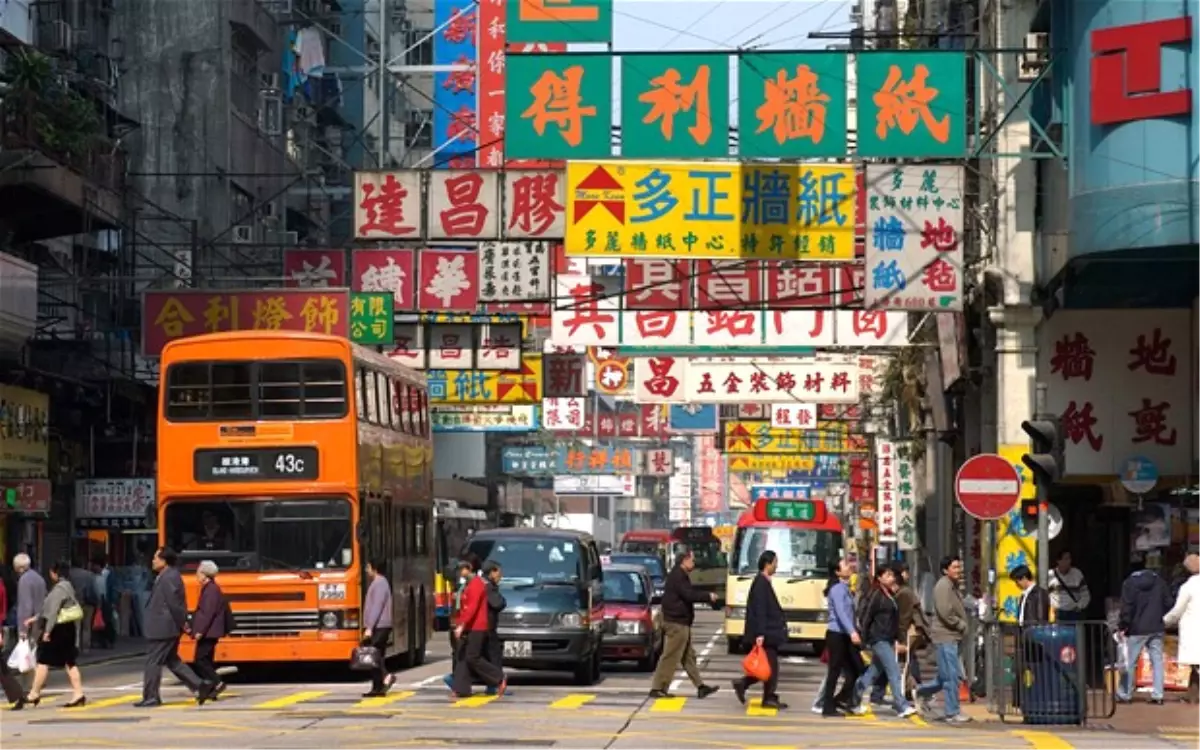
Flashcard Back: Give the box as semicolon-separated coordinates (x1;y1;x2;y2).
1091;17;1192;126
417;248;480;311
142;289;350;356
767;262;835;308
0;479;51;514
283;249;346;288
624;259;692;309
695;261;763;309
352;249;417;310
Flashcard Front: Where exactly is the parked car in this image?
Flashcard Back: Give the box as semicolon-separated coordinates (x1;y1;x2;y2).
599;562;662;671
461;527;608;685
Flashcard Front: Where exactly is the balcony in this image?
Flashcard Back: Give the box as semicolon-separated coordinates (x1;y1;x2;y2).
0;98;123;243
229;0;277;53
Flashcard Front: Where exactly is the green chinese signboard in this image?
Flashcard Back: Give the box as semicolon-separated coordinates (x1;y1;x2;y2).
506;53;612;160
738;52;848;159
505;50;969;160
764;500;816;522
349;293;393;345
507;0;613;44
620;53;730;159
856;51;966;158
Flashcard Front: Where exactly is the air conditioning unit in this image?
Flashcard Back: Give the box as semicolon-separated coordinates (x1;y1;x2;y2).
48;20;73;53
1020;33;1050;81
232;225;255;244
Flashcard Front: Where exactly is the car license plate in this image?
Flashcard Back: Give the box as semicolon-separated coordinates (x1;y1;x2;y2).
503;641;532;659
787;623;806;638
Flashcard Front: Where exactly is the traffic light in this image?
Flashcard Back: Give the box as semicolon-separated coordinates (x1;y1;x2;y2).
1020;498;1048;534
1021;416;1065;485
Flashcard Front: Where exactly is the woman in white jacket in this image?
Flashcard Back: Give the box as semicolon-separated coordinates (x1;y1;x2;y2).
1163;553;1199;699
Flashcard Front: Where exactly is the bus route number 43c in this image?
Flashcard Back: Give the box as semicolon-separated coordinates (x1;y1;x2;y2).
193;447;320;482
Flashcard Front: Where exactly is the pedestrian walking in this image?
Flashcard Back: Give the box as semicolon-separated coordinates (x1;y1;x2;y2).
818;558;865;717
732;551;787;710
914;555;970;722
1011;566;1051;625
852;566;917;718
1164;553;1199;701
17;560;87;709
1116;561;1173;704
442;558;475;692
362;558;396;697
451;556;506;698
484;561;506;687
189;561;231;699
0;569;26;707
137;547;215;707
14;554;46;645
649;549;720;700
1048;551;1090;622
867;563;928;705
67;561;97;654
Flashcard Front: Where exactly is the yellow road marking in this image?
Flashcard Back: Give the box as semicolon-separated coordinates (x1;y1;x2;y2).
163;692;240;709
745;698;777;717
650;696;687;712
549;694;595;710
0;695;59;710
454;694;498;708
908;714;930;727
1012;730;1075;750
72;694;139;711
252;691;329;710
846;710;878;721
355;690;415;709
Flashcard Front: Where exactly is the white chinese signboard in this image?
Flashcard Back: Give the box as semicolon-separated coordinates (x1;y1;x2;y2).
895;451;917;551
75;479;155;520
427;170;501;240
864;164;964;311
1037;309;1194;476
875;439;898;543
551;274;621;347
770;403;817;429
431;406;539;432
632;357;861;405
478;241;551;302
502;171;566;239
641;448;674;477
354;171;422;240
542;397;586;431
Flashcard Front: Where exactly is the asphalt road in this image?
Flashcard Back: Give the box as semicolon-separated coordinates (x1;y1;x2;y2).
2;611;1194;749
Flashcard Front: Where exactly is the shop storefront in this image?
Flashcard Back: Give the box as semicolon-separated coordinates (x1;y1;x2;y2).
0;384;51;567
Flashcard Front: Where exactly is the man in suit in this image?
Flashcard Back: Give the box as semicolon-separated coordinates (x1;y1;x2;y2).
136;547;215;707
1011;566;1051;626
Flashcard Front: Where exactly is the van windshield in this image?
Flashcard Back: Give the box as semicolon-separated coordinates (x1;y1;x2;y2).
465;537;583;586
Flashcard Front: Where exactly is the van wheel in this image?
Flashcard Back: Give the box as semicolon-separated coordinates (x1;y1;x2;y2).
727;637;743;655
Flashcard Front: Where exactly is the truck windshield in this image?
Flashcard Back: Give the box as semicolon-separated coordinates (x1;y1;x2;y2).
731;526;841;578
164;497;353;572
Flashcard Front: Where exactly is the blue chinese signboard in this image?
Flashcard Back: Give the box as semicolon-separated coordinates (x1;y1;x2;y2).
749;484;814;502
433;0;477;167
668;404;718;433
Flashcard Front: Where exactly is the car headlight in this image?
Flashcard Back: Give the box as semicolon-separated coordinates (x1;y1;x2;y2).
319;583;346;601
320;611;338;629
558;611;583;628
616;620;643;635
726;607;746;620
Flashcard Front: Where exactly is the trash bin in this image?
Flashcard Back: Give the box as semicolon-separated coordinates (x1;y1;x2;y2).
1017;625;1085;725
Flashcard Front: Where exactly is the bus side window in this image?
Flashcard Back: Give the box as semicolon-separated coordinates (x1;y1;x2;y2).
389;378;402;428
399;384;413;435
418;389;429;437
380;377;393;428
355;367;367;420
414;509;427;556
363;369;377;424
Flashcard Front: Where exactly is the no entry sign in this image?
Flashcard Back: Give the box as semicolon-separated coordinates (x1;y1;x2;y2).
955;454;1022;520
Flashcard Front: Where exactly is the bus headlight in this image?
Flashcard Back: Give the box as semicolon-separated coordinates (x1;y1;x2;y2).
726;607;746;620
321;611;339;629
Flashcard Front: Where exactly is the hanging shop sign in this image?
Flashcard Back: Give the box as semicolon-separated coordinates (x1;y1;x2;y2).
478;241;552;302
426;355;544;405
0;479;51;514
0;385;49;476
352;249;417;309
500;443;671;476
547;402;669;440
74;479;155;522
432;0;477;168
141;289;350;356
505;50;966;160
722;420;866;454
542;397;587;431
283;249;346;288
349;293;394;345
542;352;588;397
668;404;719;433
895;453;918;550
428;171;500;239
876;439;898;543
563;162;856;260
864;164;965;311
770;403;818;429
431;405;540;432
727;453;849;477
418;248;480;312
506;0;613;44
387;321;524;371
632;356;861;405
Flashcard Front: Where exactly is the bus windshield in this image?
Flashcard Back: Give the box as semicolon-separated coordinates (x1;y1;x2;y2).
621;540;664;557
731;526;841;579
164;497;353;572
672;540;723;568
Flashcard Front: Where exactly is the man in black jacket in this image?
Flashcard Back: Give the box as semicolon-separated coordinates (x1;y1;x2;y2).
649;549;720;699
1011;566;1051;625
1116;563;1172;704
732;551;788;709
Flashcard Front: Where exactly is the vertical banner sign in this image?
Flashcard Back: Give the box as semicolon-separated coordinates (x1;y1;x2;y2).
895;454;917;550
864;164;965;311
875;439;898;542
433;0;478;168
995;444;1038;623
477;0;506;168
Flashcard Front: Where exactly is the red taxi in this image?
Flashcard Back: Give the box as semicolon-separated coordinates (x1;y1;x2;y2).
599;562;662;671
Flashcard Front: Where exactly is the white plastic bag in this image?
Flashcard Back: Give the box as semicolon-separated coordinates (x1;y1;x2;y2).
6;637;36;673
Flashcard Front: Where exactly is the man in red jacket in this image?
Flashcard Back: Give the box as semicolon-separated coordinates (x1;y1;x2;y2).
450;557;505;698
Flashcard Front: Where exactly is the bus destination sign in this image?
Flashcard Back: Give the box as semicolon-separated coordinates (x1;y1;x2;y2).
194;447;319;482
763;500;817;523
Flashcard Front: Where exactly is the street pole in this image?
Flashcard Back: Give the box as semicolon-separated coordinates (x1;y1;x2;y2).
1034;381;1050;589
378;0;390;165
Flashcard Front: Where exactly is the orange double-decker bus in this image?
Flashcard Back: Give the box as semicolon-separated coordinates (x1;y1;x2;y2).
156;331;433;667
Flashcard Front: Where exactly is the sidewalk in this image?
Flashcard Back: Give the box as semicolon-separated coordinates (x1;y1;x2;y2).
959;694;1199;736
77;637;148;667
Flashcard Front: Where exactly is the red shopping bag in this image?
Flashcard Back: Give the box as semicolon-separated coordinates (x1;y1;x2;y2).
91;607;105;631
742;643;772;682
820;647;829;664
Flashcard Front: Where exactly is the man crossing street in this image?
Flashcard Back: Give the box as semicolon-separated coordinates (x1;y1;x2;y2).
649;549;720;700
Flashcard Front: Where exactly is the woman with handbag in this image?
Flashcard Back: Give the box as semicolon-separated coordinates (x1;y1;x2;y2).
17;560;86;709
732;550;788;710
360;559;396;698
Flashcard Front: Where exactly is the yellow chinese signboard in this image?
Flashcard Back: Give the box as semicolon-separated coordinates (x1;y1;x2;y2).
428;355;544;406
565;161;856;260
0;385;50;476
727;454;834;474
995;444;1038;623
723;420;866;454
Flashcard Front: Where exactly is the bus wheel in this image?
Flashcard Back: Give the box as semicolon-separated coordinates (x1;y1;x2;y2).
412;593;427;666
726;637;744;656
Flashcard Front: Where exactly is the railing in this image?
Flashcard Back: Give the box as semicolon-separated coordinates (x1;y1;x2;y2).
984;620;1117;725
0;100;125;193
